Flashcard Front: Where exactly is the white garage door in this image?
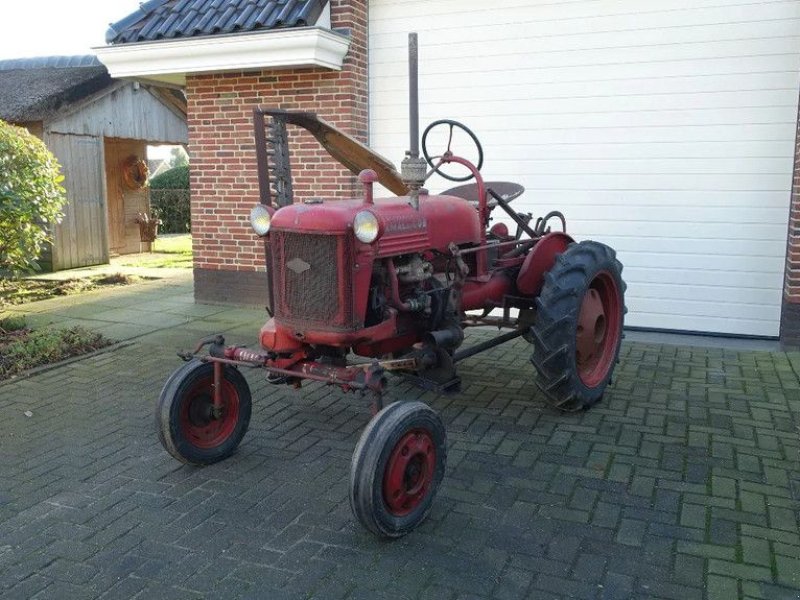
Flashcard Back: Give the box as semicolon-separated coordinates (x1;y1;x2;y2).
368;0;800;337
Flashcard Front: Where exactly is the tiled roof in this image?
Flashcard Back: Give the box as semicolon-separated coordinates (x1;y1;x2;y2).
106;0;327;45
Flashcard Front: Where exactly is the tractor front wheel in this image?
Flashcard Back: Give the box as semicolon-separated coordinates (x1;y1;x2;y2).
156;359;252;465
530;240;626;412
349;401;446;538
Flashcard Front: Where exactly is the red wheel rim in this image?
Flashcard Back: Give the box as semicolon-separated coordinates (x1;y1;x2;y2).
383;429;436;516
178;375;240;449
576;270;622;388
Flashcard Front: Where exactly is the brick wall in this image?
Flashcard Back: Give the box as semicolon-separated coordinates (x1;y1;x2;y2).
780;92;800;348
188;0;368;305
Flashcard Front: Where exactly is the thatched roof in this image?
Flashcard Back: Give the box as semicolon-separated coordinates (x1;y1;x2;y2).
0;57;113;123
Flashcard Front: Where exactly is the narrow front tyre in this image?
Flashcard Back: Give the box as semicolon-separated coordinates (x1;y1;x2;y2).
349;401;447;538
156;359;252;465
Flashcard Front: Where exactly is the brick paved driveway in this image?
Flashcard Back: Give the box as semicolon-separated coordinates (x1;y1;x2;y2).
1;304;799;599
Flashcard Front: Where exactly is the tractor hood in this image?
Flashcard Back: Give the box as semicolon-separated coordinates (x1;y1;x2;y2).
270;194;482;256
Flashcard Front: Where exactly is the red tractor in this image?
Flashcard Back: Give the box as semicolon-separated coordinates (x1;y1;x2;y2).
157;34;625;538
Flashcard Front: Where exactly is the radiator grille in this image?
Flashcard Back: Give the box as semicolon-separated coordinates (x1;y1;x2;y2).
271;231;355;329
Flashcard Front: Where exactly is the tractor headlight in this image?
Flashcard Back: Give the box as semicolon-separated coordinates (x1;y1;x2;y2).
250;204;272;236
354;211;380;244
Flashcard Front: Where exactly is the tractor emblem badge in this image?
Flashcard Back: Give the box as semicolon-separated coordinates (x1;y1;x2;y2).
286;257;311;274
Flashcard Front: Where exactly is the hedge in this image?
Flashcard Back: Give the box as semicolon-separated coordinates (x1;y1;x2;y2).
149;165;190;234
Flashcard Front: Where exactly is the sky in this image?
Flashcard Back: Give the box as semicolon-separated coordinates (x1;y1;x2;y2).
0;0;142;60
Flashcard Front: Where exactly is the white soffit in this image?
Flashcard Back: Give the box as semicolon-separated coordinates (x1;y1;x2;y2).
95;27;350;86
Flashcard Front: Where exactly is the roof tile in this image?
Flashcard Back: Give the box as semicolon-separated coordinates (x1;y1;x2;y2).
106;0;326;45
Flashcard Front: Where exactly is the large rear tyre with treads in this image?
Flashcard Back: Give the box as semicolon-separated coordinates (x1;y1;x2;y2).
349;401;446;538
530;240;626;412
156;359;252;465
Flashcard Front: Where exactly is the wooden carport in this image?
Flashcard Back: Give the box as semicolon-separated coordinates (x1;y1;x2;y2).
0;56;187;271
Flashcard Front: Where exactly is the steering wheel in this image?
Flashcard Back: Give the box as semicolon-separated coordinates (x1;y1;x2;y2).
421;119;484;182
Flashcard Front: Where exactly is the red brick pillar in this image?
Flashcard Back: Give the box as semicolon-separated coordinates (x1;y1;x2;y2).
780;96;800;348
188;0;369;306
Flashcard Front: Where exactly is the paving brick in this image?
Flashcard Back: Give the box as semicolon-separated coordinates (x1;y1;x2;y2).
590;502;621;529
2;275;800;599
768;505;799;532
615;519;646;547
774;554;800;588
490;567;533;600
599;571;634;600
741;536;772;567
2;575;51;600
680;503;707;529
706;574;740;600
672;553;704;586
708;518;739;546
533;574;597;599
708;559;773;582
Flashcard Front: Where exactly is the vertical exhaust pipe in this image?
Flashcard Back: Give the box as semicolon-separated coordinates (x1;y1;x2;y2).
408;32;419;159
400;32;427;210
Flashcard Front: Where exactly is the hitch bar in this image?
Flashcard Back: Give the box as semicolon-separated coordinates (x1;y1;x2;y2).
453;328;527;363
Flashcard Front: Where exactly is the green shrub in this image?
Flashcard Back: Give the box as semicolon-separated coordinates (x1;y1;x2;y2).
0;325;110;379
150;165;190;234
0;314;26;332
150;164;189;189
0;120;67;274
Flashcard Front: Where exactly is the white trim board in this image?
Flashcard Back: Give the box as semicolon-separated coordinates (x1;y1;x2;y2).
95;27;351;85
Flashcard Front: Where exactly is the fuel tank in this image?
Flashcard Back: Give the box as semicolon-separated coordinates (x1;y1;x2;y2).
270;192;481;256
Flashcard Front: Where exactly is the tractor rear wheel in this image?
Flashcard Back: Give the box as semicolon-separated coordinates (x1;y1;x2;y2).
156;359;252;465
530;241;625;412
349;401;446;538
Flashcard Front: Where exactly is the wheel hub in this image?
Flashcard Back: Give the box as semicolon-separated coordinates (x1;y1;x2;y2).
383;430;436;516
576;288;607;366
188;392;215;426
180;378;239;449
575;271;622;388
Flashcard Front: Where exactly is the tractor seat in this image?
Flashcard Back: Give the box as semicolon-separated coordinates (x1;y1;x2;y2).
441;181;525;209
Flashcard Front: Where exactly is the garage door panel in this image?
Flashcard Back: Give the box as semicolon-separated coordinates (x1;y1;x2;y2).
369;0;798;336
454;140;797;161
566;222;785;240
372;0;793;21
372;89;799;118
615;249;784;273
372;38;800;74
378;107;795;131
497;190;791;208
629;296;781;325
631;281;781;305
376;60;797;95
374;123;794;146
586;234;785;257
557;204;787;224
372;55;800;88
372;18;800;56
428;171;788;197
625;267;781;289
442;173;791;192
371;2;798;40
627;311;779;336
457;156;793;176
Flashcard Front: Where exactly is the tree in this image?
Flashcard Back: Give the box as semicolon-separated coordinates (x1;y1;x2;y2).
168;146;189;169
0;120;67;274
